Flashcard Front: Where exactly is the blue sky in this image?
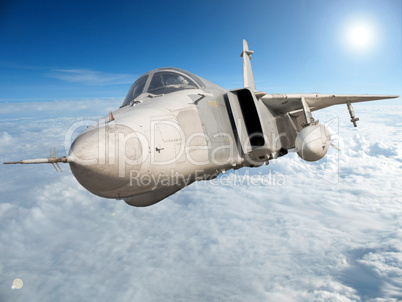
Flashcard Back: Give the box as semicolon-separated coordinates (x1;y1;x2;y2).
0;0;400;102
1;1;402;300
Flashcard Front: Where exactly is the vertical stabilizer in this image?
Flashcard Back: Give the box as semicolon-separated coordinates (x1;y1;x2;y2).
240;39;256;90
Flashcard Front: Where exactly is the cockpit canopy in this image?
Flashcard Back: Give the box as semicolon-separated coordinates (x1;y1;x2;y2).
122;67;205;107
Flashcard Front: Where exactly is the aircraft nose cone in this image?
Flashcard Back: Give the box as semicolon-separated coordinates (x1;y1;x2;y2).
68;123;144;198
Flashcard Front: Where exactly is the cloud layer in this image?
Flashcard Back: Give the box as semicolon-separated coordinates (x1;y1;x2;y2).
0;101;401;301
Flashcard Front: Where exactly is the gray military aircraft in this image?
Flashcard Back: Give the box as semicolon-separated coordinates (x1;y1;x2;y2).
4;40;398;207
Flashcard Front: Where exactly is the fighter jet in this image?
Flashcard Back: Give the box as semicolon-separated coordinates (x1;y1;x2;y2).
4;40;398;207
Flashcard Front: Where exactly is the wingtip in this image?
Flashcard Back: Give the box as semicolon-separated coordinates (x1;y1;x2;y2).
381;95;399;99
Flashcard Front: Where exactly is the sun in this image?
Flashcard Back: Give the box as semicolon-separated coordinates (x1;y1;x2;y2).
344;20;377;52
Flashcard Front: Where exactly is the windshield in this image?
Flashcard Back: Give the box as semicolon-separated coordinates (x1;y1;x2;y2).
121;68;204;107
122;74;148;106
147;72;198;95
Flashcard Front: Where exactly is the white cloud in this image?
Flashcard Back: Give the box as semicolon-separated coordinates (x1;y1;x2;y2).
48;69;136;86
0;102;401;301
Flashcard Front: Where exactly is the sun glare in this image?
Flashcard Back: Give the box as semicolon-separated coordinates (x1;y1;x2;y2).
343;19;377;54
347;23;373;48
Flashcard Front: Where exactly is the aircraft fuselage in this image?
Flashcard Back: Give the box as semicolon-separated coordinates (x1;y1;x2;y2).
68;68;282;206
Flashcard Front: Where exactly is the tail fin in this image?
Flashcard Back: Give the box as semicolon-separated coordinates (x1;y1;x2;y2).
240;39;256;90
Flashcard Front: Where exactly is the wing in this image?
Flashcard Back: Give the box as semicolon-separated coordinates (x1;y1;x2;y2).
239;40;398;117
260;93;399;116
